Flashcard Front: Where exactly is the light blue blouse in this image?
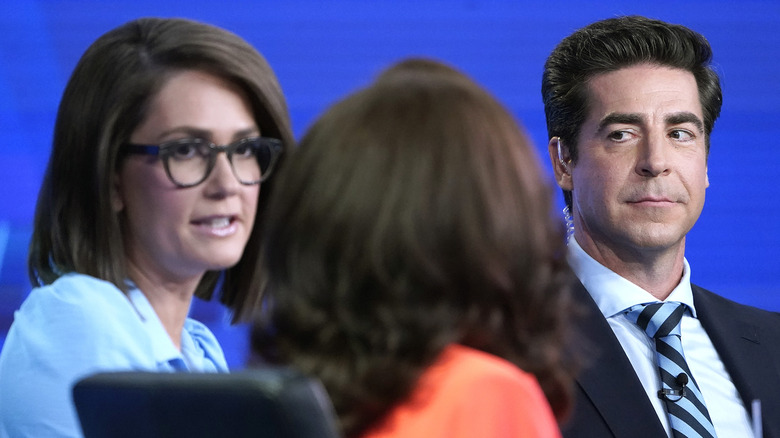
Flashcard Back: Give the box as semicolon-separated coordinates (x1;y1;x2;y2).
0;273;228;438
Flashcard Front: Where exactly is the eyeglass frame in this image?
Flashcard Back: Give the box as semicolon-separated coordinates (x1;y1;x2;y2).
121;136;284;188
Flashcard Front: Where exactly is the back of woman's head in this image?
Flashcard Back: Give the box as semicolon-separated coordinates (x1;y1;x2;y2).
29;17;292;319
255;58;573;435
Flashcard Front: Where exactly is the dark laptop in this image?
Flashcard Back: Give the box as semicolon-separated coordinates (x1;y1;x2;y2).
72;367;341;438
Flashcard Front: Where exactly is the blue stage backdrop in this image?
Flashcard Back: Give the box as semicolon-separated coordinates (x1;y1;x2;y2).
1;1;779;369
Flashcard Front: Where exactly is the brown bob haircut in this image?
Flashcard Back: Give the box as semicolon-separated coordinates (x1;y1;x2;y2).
28;17;293;321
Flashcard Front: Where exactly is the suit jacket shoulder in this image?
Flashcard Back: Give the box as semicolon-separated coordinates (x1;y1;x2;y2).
692;284;780;437
561;281;780;438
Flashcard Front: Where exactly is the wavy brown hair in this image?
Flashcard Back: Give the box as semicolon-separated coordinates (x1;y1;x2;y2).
253;58;575;436
28;17;293;321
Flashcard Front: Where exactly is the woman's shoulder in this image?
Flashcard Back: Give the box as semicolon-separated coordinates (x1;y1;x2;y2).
17;273;141;336
1;273;155;375
434;344;538;389
27;272;128;307
0;275;155;438
363;345;560;438
424;345;559;435
434;345;558;419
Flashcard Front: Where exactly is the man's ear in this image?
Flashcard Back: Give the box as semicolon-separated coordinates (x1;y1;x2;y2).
547;136;573;191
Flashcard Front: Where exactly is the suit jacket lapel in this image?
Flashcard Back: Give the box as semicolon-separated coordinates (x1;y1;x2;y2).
693;285;780;438
569;282;667;437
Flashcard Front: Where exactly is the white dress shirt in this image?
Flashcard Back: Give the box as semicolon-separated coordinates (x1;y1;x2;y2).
567;237;754;438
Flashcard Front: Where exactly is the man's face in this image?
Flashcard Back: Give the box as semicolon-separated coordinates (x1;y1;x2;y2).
559;64;709;261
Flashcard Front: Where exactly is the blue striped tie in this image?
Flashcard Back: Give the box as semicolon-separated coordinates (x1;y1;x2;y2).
625;302;717;438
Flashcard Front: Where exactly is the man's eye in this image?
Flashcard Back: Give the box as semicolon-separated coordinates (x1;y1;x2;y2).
607;131;632;142
670;130;694;141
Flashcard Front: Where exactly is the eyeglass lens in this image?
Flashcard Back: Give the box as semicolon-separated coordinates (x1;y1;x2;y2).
164;138;278;187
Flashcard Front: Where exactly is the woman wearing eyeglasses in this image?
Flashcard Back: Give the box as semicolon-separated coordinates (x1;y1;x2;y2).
0;18;291;437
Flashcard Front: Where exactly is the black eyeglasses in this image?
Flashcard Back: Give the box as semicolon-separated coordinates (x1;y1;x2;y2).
122;137;283;188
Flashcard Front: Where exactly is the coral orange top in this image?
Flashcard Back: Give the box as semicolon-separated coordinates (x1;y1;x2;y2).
362;344;561;438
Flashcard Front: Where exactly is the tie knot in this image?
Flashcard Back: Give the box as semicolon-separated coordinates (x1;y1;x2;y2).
625;302;687;339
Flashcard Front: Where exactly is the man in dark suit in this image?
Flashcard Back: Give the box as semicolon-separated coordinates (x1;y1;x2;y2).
541;16;780;437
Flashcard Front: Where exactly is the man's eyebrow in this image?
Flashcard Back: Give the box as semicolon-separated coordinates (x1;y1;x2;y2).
595;112;705;134
666;112;704;133
597;113;644;134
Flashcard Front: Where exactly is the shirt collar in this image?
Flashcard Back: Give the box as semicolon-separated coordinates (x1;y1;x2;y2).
567;237;698;318
126;286;187;368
